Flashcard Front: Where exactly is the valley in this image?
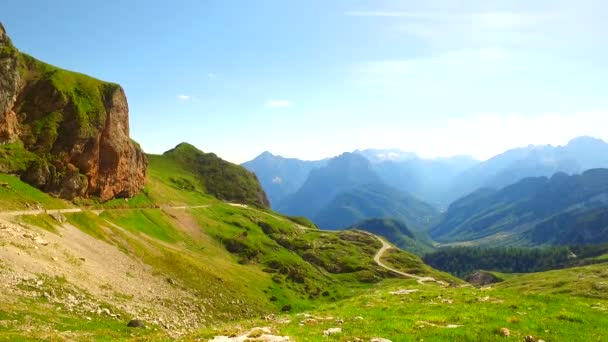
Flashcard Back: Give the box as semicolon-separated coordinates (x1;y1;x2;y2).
1;12;608;342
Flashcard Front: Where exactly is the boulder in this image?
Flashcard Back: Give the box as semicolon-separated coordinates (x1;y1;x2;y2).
127;319;145;328
465;271;502;286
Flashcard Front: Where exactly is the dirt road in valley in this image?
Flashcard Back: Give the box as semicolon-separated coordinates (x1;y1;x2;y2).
372;235;444;285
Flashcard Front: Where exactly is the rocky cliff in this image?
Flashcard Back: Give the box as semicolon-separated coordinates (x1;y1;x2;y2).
0;23;146;200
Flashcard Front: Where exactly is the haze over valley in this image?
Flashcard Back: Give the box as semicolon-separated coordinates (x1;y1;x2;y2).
2;1;608;341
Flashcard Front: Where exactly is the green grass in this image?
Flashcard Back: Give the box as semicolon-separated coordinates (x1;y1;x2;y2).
497;262;608;299
381;248;459;284
197;274;608;341
65;211;110;242
17;214;60;234
145;154;215;206
0;142;39;173
0;277;168;341
100;209;183;243
0;173;68;210
160;143;269;208
18;53;118;140
5;143;608;341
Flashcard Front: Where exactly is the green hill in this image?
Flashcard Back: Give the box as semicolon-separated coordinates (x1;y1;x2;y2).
431;169;608;246
198;263;608;341
348;218;435;255
160;143;270;208
0;24;146;201
0;149;449;340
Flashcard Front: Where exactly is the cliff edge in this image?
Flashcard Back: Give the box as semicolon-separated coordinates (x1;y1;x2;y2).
0;23;146;200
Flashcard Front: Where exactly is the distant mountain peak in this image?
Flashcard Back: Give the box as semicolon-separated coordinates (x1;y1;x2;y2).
257;151;275;159
354;148;418;163
567;136;606;147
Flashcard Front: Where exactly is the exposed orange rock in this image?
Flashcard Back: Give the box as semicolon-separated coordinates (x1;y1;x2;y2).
0;22;146;200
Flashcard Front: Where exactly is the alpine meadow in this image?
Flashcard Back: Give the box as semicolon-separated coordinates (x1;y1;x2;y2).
1;1;608;341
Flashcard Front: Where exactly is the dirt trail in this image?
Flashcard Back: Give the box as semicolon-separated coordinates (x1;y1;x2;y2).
227;204;443;285
1;202;442;286
0;205;210;218
372;236;443;285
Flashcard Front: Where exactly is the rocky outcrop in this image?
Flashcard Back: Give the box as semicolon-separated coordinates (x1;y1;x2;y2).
0;23;20;142
0;22;146;200
465;271;502;286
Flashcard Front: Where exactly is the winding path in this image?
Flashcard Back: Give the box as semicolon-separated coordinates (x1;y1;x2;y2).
0;205;210;218
0;202;444;285
372;235;443;285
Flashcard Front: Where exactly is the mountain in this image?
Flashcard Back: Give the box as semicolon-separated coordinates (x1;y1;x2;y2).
448;136;608;203
0;142;451;340
371;156;479;208
348;218;435;255
524;207;608;246
353;148;418;163
276;152;381;218
0;23;146;200
313;183;439;231
242;151;326;207
431;169;608;246
162;143;269;208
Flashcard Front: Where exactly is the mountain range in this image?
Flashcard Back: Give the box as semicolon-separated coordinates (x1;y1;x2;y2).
447;136;608;204
2;20;608;341
242;151;326;206
274;152;438;231
431;169;608;246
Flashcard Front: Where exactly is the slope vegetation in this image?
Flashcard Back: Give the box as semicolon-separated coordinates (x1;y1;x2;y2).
314;183;438;231
432;169;608;246
348;218;435;255
161;143;269;208
0;149;446;340
198;264;608;341
0;22;146;201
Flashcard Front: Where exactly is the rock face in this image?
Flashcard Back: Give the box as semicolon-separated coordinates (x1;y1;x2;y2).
0;23;20;142
0;22;146;200
465;271;502;286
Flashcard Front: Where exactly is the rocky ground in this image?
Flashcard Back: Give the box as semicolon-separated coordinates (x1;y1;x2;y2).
0;216;218;338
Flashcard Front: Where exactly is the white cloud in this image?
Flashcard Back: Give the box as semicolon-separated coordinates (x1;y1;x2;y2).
177;95;191;101
272;176;283;184
266;100;292;108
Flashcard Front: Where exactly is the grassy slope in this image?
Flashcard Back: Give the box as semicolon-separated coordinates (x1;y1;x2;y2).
0;173;68;210
159;143;269;208
2;154;607;341
348;218;435;255
0;153;448;340
198;265;608;341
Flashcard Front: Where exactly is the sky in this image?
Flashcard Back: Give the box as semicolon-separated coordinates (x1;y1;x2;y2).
2;0;608;163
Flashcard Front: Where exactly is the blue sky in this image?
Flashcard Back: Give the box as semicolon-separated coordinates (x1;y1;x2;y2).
2;0;608;163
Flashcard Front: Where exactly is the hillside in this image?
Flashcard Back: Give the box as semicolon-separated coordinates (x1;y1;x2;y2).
348;218;435;255
0;23;146;201
242;151;326;207
160;143;269;208
431;169;608;246
198;263;608;341
0;150;450;340
424;243;608;278
313;183;438;231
